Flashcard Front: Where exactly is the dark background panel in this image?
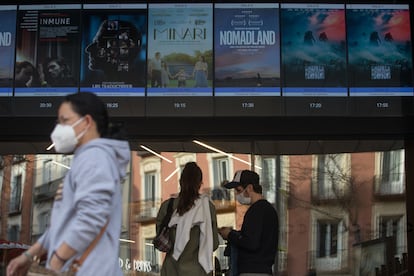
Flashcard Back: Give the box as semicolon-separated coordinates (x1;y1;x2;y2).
348;97;410;117
146;97;214;117
13;97;63;117
100;97;145;117
214;97;283;117
284;97;349;116
0;98;13;117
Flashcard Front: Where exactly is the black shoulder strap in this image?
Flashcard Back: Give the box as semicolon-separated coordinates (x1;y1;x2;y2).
160;198;175;230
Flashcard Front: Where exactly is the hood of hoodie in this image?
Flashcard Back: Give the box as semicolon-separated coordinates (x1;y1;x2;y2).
75;138;130;180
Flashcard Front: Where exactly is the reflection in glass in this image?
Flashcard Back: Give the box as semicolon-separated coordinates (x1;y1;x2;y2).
0;143;408;275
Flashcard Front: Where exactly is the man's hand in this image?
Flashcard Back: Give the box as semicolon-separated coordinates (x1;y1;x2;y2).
218;227;232;240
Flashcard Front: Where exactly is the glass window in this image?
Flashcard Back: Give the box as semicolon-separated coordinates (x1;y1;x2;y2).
379;215;405;256
314;154;350;199
144;171;157;206
377;150;405;194
60;155;72;176
42;159;52;183
38;211;51;233
145;238;159;273
317;221;338;258
213;157;229;188
9;174;22;213
259;156;282;204
7;225;20;241
0;141;408;276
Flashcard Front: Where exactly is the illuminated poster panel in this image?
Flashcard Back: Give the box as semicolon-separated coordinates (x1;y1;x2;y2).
214;3;280;96
147;3;213;96
0;5;16;97
281;3;347;97
80;4;147;96
346;4;413;96
14;4;81;96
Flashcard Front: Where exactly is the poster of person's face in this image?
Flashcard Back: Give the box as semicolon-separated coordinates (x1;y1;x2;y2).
214;3;280;96
346;4;413;96
80;4;147;96
14;4;81;96
147;3;213;96
0;5;16;97
281;3;347;97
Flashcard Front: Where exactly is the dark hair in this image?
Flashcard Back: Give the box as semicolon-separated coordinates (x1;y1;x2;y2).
15;61;41;87
242;183;262;194
43;57;73;84
62;92;126;140
177;162;202;216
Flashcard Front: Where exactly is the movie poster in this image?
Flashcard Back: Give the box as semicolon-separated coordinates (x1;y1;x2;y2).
0;5;16;96
346;4;413;96
14;4;81;96
80;4;147;96
214;3;280;96
147;3;213;96
281;3;347;97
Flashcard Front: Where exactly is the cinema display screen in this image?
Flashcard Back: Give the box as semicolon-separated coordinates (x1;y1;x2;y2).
146;3;213;97
214;3;280;96
13;4;81;96
281;3;347;97
346;4;413;96
80;4;147;96
0;2;412;117
0;5;16;97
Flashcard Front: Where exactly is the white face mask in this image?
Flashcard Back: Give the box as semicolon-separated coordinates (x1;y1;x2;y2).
236;188;251;205
50;117;86;153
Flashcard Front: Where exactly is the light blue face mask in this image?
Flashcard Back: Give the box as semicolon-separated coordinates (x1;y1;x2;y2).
236;187;251;205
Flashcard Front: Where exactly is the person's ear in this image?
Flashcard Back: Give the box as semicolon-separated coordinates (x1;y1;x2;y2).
83;114;94;129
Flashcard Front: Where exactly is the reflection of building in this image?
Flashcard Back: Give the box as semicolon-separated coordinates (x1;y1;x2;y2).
130;149;406;276
130;151;288;274
1;153;132;274
0;155;34;274
32;154;72;242
0;155;34;244
288;150;406;275
0;148;407;275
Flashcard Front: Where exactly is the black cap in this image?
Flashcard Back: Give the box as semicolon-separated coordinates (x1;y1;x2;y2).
224;170;259;189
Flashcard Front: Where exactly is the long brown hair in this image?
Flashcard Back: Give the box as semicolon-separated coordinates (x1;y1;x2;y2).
177;162;202;216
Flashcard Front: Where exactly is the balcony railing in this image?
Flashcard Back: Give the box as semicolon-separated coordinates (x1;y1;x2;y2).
307;249;348;273
374;173;405;196
133;196;236;223
311;180;349;202
34;176;64;202
133;199;162;222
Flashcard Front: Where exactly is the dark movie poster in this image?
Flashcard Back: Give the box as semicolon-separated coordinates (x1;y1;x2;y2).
0;5;16;96
14;4;81;96
281;3;347;97
347;4;413;96
147;3;213;96
214;3;280;96
80;4;147;96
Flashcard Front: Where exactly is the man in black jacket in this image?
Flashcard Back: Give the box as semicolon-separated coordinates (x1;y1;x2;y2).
218;170;279;276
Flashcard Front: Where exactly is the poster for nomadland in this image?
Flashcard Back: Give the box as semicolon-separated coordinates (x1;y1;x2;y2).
80;4;147;96
14;4;81;96
147;3;213;96
214;3;280;96
346;4;413;96
0;5;16;96
281;3;347;97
